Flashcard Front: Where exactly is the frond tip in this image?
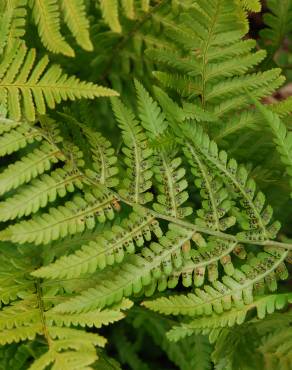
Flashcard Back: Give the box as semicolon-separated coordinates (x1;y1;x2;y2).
0;41;118;121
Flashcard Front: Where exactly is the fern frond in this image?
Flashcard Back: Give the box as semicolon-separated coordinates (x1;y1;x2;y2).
0;142;64;195
2;0;27;51
184;143;235;231
143;248;289;316
0;116;20;134
0;324;42;345
252;98;292;197
98;0;152;33
99;0;121;33
166;293;292;342
163;239;239;289
95;350;123;370
60;0;93;51
121;0;135;20
0;166;85;221
259;327;292;370
147;0;285;132
132;309;213;370
32;208;162;279
182;123;280;242
0;247;35;304
135;79;168;140
46;299;133;328
0;8;12;54
112;97;154;204
270;96;292;118
0;122;41;157
260;0;292;53
212;312;292;370
28;329;102;370
153;147;192;219
0;301;39;331
52;224;194;312
112;327;151;370
0;41;117;121
0;188;117;244
238;0;261;12
28;0;74;57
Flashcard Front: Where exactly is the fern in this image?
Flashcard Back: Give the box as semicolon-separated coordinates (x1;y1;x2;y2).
147;0;285;140
252;97;292;197
212;312;292;370
166;293;292;342
98;0;151;33
131;309;213;370
0;40;117;121
0;2;292;368
260;0;292;55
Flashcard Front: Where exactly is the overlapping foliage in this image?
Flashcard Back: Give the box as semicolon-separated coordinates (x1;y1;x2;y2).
0;0;291;369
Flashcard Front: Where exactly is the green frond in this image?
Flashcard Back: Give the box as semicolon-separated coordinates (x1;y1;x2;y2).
153;86;186;129
0;141;64;196
0;166;84;221
86;132;119;188
98;0;152;33
32;208;162;279
166;293;292;342
0;188;117;244
28;0;74;57
0;122;41;157
212;312;292;370
5;0;93;55
0;116;21;134
0;324;42;345
252;98;292;197
121;0;135;20
60;0;93;51
94;350;123;370
112;97;154;204
57;113;119;187
0;343;33;370
1;0;27;51
46;299;133;328
0;40;117;121
132;310;213;370
163;239;239;289
184;143;235;231
135;80;168;140
153;148;192;219
99;0;121;34
28;329;102;370
238;0;261;12
259;327;292;370
52;224;194;312
269;96;292;118
147;0;285;128
0;300;39;331
260;0;292;53
0;5;291;365
0;9;12;54
111;327;151;370
182;123;280;242
143;248;289;316
0;247;35;305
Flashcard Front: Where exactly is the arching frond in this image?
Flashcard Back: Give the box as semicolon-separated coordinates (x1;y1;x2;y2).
0;188;118;245
0;41;117;121
51;224;194;312
166;293;292;342
32;208;162;279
